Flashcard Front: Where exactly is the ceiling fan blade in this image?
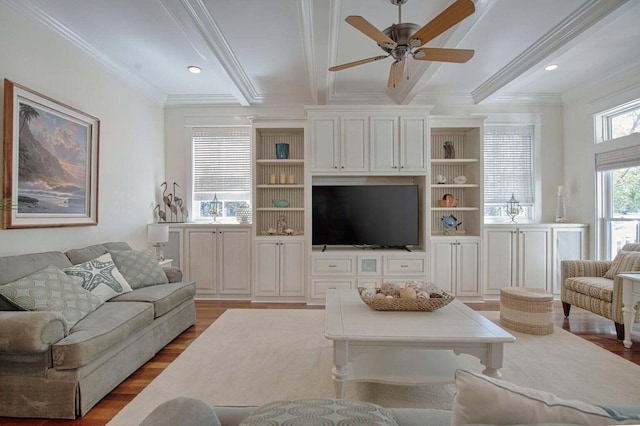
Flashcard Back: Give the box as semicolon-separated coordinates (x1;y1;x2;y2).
413;48;474;63
345;16;397;48
387;60;405;88
329;55;388;72
408;0;475;48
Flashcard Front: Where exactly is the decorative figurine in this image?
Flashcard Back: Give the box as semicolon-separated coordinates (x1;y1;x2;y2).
443;140;455;159
277;215;288;235
441;214;462;236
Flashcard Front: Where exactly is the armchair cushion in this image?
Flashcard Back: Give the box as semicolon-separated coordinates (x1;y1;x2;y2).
564;277;614;302
603;251;640;279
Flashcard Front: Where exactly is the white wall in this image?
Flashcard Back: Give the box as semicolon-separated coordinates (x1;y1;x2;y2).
563;74;640;258
0;3;165;256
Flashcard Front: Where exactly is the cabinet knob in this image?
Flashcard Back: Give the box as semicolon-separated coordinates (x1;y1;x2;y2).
334;166;338;169
341;166;344;169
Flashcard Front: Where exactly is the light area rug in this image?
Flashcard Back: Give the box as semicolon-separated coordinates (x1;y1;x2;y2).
109;309;640;425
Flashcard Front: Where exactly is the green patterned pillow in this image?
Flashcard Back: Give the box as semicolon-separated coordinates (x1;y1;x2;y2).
239;399;398;425
603;251;640;279
63;253;132;301
109;250;168;289
0;265;104;331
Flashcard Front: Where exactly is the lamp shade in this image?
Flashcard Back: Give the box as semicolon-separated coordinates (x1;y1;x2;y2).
147;224;169;244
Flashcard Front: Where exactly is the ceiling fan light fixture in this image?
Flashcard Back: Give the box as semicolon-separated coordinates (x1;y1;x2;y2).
187;65;202;74
545;64;559;71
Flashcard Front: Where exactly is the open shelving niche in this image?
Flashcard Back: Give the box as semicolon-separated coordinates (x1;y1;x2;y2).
430;125;483;237
253;127;305;237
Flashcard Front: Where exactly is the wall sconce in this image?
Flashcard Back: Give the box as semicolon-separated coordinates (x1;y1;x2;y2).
506;193;522;223
147;224;169;261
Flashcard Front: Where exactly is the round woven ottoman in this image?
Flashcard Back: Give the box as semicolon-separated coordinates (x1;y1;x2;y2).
500;287;554;335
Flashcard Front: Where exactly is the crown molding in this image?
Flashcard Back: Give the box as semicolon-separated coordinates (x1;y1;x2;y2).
165;94;241;106
5;0;168;105
471;0;629;104
482;93;563;106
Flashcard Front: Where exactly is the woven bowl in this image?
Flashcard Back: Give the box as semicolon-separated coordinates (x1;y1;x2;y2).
357;287;454;312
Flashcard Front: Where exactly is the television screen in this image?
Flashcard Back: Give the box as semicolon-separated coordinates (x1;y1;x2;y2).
312;185;419;248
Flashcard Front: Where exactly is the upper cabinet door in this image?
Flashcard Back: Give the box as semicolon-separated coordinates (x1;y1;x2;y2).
400;116;428;172
370;116;398;172
310;117;339;172
340;116;369;172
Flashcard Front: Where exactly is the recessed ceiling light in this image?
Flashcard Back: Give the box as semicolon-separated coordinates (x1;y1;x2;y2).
545;64;559;71
187;65;202;74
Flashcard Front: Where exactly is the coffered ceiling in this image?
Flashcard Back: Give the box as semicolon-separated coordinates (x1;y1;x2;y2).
5;0;640;107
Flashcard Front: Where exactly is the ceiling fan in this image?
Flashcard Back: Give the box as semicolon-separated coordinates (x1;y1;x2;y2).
329;0;475;88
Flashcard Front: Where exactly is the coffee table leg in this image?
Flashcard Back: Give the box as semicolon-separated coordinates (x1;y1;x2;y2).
332;340;349;398
481;343;504;378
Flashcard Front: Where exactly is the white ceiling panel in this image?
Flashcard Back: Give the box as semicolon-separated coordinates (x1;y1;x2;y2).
6;0;639;106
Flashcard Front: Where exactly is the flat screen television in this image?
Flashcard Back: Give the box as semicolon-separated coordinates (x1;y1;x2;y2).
312;185;419;249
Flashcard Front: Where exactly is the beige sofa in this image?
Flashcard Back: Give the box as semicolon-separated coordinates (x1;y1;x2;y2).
0;242;196;419
561;243;640;339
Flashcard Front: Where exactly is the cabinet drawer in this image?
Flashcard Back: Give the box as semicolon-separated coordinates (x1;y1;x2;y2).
312;257;355;275
310;279;354;299
384;258;426;275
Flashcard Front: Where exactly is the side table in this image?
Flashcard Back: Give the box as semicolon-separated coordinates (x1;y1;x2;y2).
619;273;640;349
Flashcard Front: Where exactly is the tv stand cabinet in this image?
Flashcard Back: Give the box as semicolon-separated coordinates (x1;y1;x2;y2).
308;247;428;304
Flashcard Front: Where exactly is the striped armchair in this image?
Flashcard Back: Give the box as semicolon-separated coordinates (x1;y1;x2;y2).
561;243;640;340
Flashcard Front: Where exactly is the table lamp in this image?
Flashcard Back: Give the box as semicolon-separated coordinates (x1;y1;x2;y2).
148;224;169;261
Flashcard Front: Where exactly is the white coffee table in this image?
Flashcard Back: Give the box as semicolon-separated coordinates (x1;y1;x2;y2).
324;289;515;398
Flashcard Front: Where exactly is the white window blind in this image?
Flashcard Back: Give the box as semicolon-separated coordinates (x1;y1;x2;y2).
192;127;251;201
595;145;640;171
484;125;535;205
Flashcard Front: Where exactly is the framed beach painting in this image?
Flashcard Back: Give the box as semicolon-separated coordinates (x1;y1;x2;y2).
2;79;99;229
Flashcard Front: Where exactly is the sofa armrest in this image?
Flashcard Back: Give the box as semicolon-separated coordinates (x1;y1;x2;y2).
0;311;66;354
561;259;612;283
163;266;183;283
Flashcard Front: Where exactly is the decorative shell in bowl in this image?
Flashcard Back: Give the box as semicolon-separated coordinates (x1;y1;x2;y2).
358;282;454;312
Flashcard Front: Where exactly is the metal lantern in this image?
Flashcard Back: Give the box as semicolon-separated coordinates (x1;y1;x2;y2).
236;203;251;224
211;194;223;222
506;193;522;223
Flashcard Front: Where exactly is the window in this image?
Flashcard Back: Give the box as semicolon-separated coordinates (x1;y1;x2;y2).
596;150;640;259
484;125;535;222
595;99;640;143
191;127;251;222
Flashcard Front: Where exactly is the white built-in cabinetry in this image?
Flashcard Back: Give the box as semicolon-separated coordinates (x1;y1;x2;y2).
484;224;588;298
174;225;252;299
308;250;428;303
251;121;306;301
430;237;481;298
308;108;428;175
254;238;305;298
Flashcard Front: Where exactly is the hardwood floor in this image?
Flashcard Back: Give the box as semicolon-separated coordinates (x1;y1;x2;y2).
4;300;639;426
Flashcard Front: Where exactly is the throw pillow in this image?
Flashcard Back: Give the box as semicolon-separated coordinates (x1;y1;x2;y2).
109;249;168;289
603;251;640;279
0;265;104;331
63;253;132;301
239;399;398;426
451;369;640;426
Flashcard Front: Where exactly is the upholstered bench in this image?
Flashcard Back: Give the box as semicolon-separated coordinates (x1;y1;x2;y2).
500;287;554;335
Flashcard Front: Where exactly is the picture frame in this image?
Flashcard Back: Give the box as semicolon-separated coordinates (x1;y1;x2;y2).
3;79;99;229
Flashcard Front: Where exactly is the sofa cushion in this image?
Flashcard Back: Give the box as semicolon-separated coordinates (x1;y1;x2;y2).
0;265;104;332
110;250;168;289
239;399;398;425
63;253;132;302
109;282;195;318
604;251;640;279
52;301;154;369
65;242;133;265
0;251;72;286
451;369;640;426
564;277;613;302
